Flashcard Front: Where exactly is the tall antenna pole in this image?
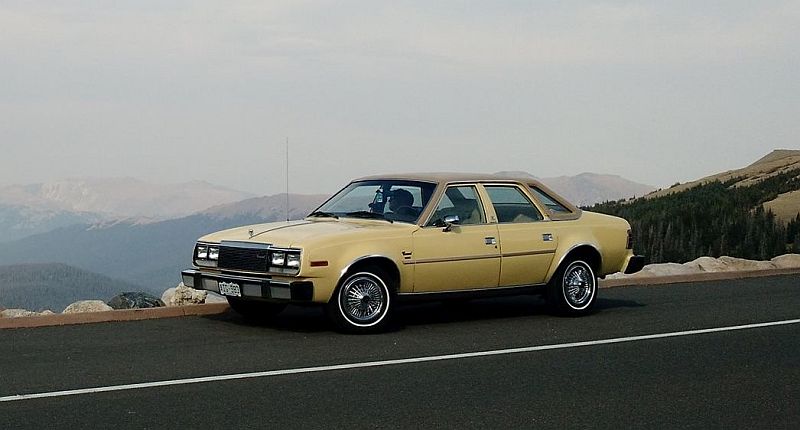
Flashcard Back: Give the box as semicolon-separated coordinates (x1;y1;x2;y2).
285;137;290;222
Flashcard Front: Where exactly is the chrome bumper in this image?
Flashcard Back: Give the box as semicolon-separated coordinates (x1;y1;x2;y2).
181;269;314;301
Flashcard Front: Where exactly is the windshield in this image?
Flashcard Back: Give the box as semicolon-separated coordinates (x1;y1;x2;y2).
312;180;437;224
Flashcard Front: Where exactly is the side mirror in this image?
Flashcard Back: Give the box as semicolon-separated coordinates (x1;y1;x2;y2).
442;215;460;232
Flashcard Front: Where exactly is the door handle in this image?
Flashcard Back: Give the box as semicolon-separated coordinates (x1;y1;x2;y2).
484;237;497;245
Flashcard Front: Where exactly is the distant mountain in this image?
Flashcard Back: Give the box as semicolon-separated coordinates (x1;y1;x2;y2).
0;193;326;292
646;149;800;222
0;177;254;220
0;203;105;243
203;193;329;219
0;263;147;311
590;149;800;264
494;171;654;206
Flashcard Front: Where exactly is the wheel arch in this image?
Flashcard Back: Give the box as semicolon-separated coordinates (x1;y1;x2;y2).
338;255;401;293
548;243;603;281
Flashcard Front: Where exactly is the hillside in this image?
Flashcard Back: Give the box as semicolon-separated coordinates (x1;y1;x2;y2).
494;171;654;206
591;150;800;264
0;193;326;291
0;263;147;311
646;149;800;222
0;204;105;243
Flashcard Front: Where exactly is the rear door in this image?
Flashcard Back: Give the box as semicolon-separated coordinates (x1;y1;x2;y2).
411;185;501;292
483;184;557;286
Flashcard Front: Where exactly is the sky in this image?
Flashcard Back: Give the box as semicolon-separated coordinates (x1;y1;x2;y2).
1;1;798;196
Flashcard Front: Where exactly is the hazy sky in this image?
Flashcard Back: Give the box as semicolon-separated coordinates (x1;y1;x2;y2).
1;1;798;195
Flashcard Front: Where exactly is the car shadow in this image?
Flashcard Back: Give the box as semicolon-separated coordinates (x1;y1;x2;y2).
204;295;645;334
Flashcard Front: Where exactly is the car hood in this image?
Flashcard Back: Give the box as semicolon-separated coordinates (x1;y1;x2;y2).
198;219;414;248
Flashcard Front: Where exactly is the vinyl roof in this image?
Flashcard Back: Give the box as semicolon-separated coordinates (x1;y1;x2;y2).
353;172;539;184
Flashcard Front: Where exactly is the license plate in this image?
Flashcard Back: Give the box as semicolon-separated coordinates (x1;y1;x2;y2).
218;281;241;297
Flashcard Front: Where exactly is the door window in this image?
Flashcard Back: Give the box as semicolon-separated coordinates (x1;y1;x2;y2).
426;186;486;226
485;186;543;223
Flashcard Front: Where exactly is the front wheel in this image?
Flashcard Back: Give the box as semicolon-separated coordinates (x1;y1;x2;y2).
326;269;393;333
547;259;598;316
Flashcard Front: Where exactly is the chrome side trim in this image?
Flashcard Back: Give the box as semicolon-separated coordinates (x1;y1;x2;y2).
501;250;556;258
398;282;546;296
404;254;501;265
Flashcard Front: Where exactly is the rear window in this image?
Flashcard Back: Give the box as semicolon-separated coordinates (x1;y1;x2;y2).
528;186;572;213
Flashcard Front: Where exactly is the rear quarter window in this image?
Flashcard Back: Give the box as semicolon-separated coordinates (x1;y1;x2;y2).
528;185;572;213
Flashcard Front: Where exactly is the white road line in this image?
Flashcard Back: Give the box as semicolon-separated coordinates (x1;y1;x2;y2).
2;318;798;403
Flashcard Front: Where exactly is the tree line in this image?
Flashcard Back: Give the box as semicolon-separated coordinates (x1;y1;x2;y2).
589;169;800;264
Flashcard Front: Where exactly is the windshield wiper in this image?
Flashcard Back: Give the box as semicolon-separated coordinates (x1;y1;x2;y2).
308;211;339;219
344;211;393;223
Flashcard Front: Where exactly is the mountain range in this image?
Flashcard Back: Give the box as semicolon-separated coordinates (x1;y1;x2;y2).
0;194;328;295
0;178;254;242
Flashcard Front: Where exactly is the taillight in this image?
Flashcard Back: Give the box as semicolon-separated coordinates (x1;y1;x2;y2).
626;229;633;249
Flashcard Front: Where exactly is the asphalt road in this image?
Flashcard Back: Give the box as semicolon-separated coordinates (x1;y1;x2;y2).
1;274;799;429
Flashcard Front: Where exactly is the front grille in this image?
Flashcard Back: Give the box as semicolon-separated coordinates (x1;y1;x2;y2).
218;244;269;272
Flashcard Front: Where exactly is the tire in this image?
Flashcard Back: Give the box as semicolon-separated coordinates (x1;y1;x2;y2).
547;259;598;316
227;297;287;322
326;268;393;333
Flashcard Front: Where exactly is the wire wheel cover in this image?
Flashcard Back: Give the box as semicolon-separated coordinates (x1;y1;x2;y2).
341;275;386;322
563;263;594;307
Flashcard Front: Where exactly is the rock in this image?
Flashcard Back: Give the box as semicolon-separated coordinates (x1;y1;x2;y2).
635;263;702;277
771;254;800;269
107;292;165;310
683;257;731;273
62;300;113;314
717;256;777;271
162;283;208;306
1;309;41;318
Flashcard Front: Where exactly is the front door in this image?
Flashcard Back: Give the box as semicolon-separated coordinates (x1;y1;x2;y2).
410;185;501;292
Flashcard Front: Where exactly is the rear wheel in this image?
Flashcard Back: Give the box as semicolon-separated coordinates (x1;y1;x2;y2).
227;297;286;322
547;259;597;316
326;268;393;333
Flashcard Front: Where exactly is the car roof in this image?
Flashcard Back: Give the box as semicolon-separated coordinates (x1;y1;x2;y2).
353;172;539;185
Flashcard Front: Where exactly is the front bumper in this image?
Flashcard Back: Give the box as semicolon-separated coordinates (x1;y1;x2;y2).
181;269;314;302
623;255;646;274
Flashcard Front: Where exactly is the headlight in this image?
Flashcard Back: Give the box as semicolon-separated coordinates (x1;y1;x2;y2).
286;253;301;268
194;243;218;268
267;249;301;274
271;251;285;266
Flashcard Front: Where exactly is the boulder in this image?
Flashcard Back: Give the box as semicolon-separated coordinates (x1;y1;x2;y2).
107;292;165;310
717;256;777;271
162;283;208;306
683;257;731;273
1;309;41;318
635;263;702;277
771;254;800;269
63;300;113;314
